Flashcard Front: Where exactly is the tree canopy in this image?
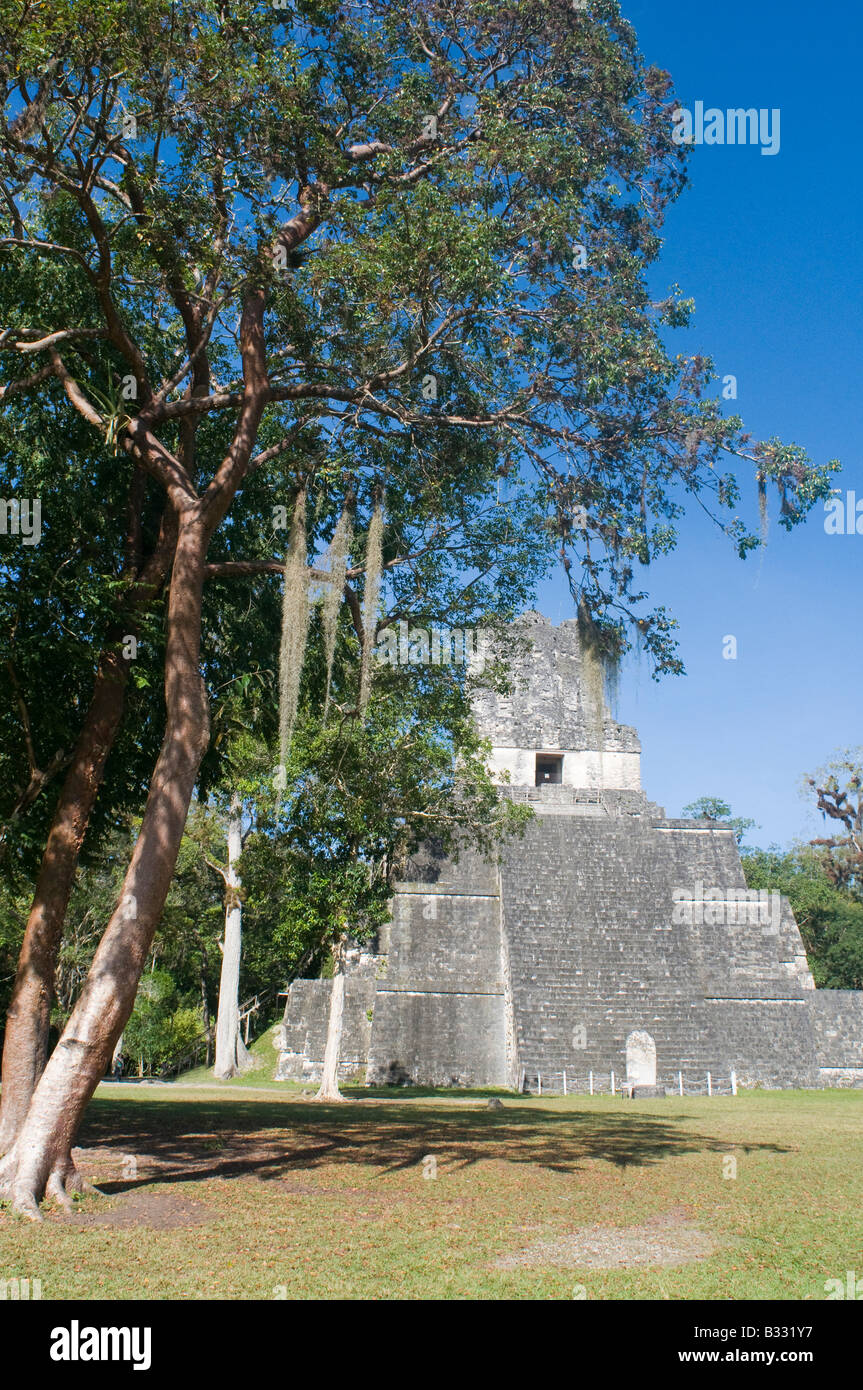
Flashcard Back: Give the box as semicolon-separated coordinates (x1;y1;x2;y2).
1;0;837;679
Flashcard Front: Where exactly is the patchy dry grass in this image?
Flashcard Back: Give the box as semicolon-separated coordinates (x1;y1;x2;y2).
0;1086;860;1300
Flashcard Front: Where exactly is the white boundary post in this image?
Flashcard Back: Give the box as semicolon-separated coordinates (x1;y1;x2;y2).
731;1069;737;1096
563;1070;567;1096
610;1069;615;1096
589;1070;594;1096
707;1071;712;1097
678;1070;683;1096
538;1073;542;1096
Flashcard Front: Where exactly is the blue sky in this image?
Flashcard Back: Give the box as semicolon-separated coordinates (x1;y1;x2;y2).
538;0;862;848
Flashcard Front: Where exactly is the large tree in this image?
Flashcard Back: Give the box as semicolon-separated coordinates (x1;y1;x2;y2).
0;347;175;1149
806;750;863;899
0;0;836;1215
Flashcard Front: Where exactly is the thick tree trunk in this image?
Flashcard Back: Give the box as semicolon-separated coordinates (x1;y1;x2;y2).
0;518;211;1217
213;798;251;1079
315;939;347;1102
0;649;131;1154
0;505;175;1154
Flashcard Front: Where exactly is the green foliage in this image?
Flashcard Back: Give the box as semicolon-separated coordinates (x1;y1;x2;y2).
742;846;863;990
1;0;838;692
0;387;169;878
0;875;29;1037
122;968;205;1076
0;816;224;1055
681;796;756;847
242;649;533;977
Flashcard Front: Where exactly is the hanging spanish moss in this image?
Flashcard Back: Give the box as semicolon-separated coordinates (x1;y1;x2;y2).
578;610;605;753
322;501;353;718
358;495;384;715
757;471;769;546
604;647;620;720
278;489;310;777
576;599;620;756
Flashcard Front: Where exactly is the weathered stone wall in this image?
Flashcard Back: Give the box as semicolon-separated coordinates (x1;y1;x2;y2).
498;813;820;1090
487;746;642;791
276;957;379;1083
471;612;642;792
366;847;509;1087
500;785;663;816
472;612;638;749
810;990;863;1086
277;807;855;1090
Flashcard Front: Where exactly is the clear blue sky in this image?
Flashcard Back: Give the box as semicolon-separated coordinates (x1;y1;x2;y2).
538;0;862;849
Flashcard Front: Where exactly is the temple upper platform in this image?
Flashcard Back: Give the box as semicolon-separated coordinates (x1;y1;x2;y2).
471;612;642;793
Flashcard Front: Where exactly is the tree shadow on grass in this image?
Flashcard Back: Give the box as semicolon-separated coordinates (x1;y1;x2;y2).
72;1095;792;1198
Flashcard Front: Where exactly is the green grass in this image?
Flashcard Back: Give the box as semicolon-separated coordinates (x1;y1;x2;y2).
0;1087;860;1300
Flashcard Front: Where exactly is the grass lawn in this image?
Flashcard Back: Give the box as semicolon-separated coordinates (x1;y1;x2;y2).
0;1085;860;1300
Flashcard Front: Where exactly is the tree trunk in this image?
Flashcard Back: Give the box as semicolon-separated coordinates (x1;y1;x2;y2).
315;938;347;1102
0;288;267;1214
0;647;131;1153
213;797;252;1079
200;970;212;1066
110;1034;124;1080
0;506;175;1154
0;517;211;1217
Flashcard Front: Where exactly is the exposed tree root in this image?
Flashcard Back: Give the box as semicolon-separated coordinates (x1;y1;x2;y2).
0;1148;101;1219
0;1148;43;1222
62;1155;102;1197
0;1148;17;1208
45;1169;75;1213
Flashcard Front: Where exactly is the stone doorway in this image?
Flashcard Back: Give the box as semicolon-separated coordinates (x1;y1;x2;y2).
535;754;563;786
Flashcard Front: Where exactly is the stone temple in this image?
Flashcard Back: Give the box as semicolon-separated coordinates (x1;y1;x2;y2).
276;613;863;1092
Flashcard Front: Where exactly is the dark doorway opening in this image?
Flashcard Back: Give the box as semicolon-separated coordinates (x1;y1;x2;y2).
535;754;563;786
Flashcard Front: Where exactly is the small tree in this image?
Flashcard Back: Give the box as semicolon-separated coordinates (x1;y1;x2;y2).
210;795;254;1079
243;663;532;1099
681;796;756;847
